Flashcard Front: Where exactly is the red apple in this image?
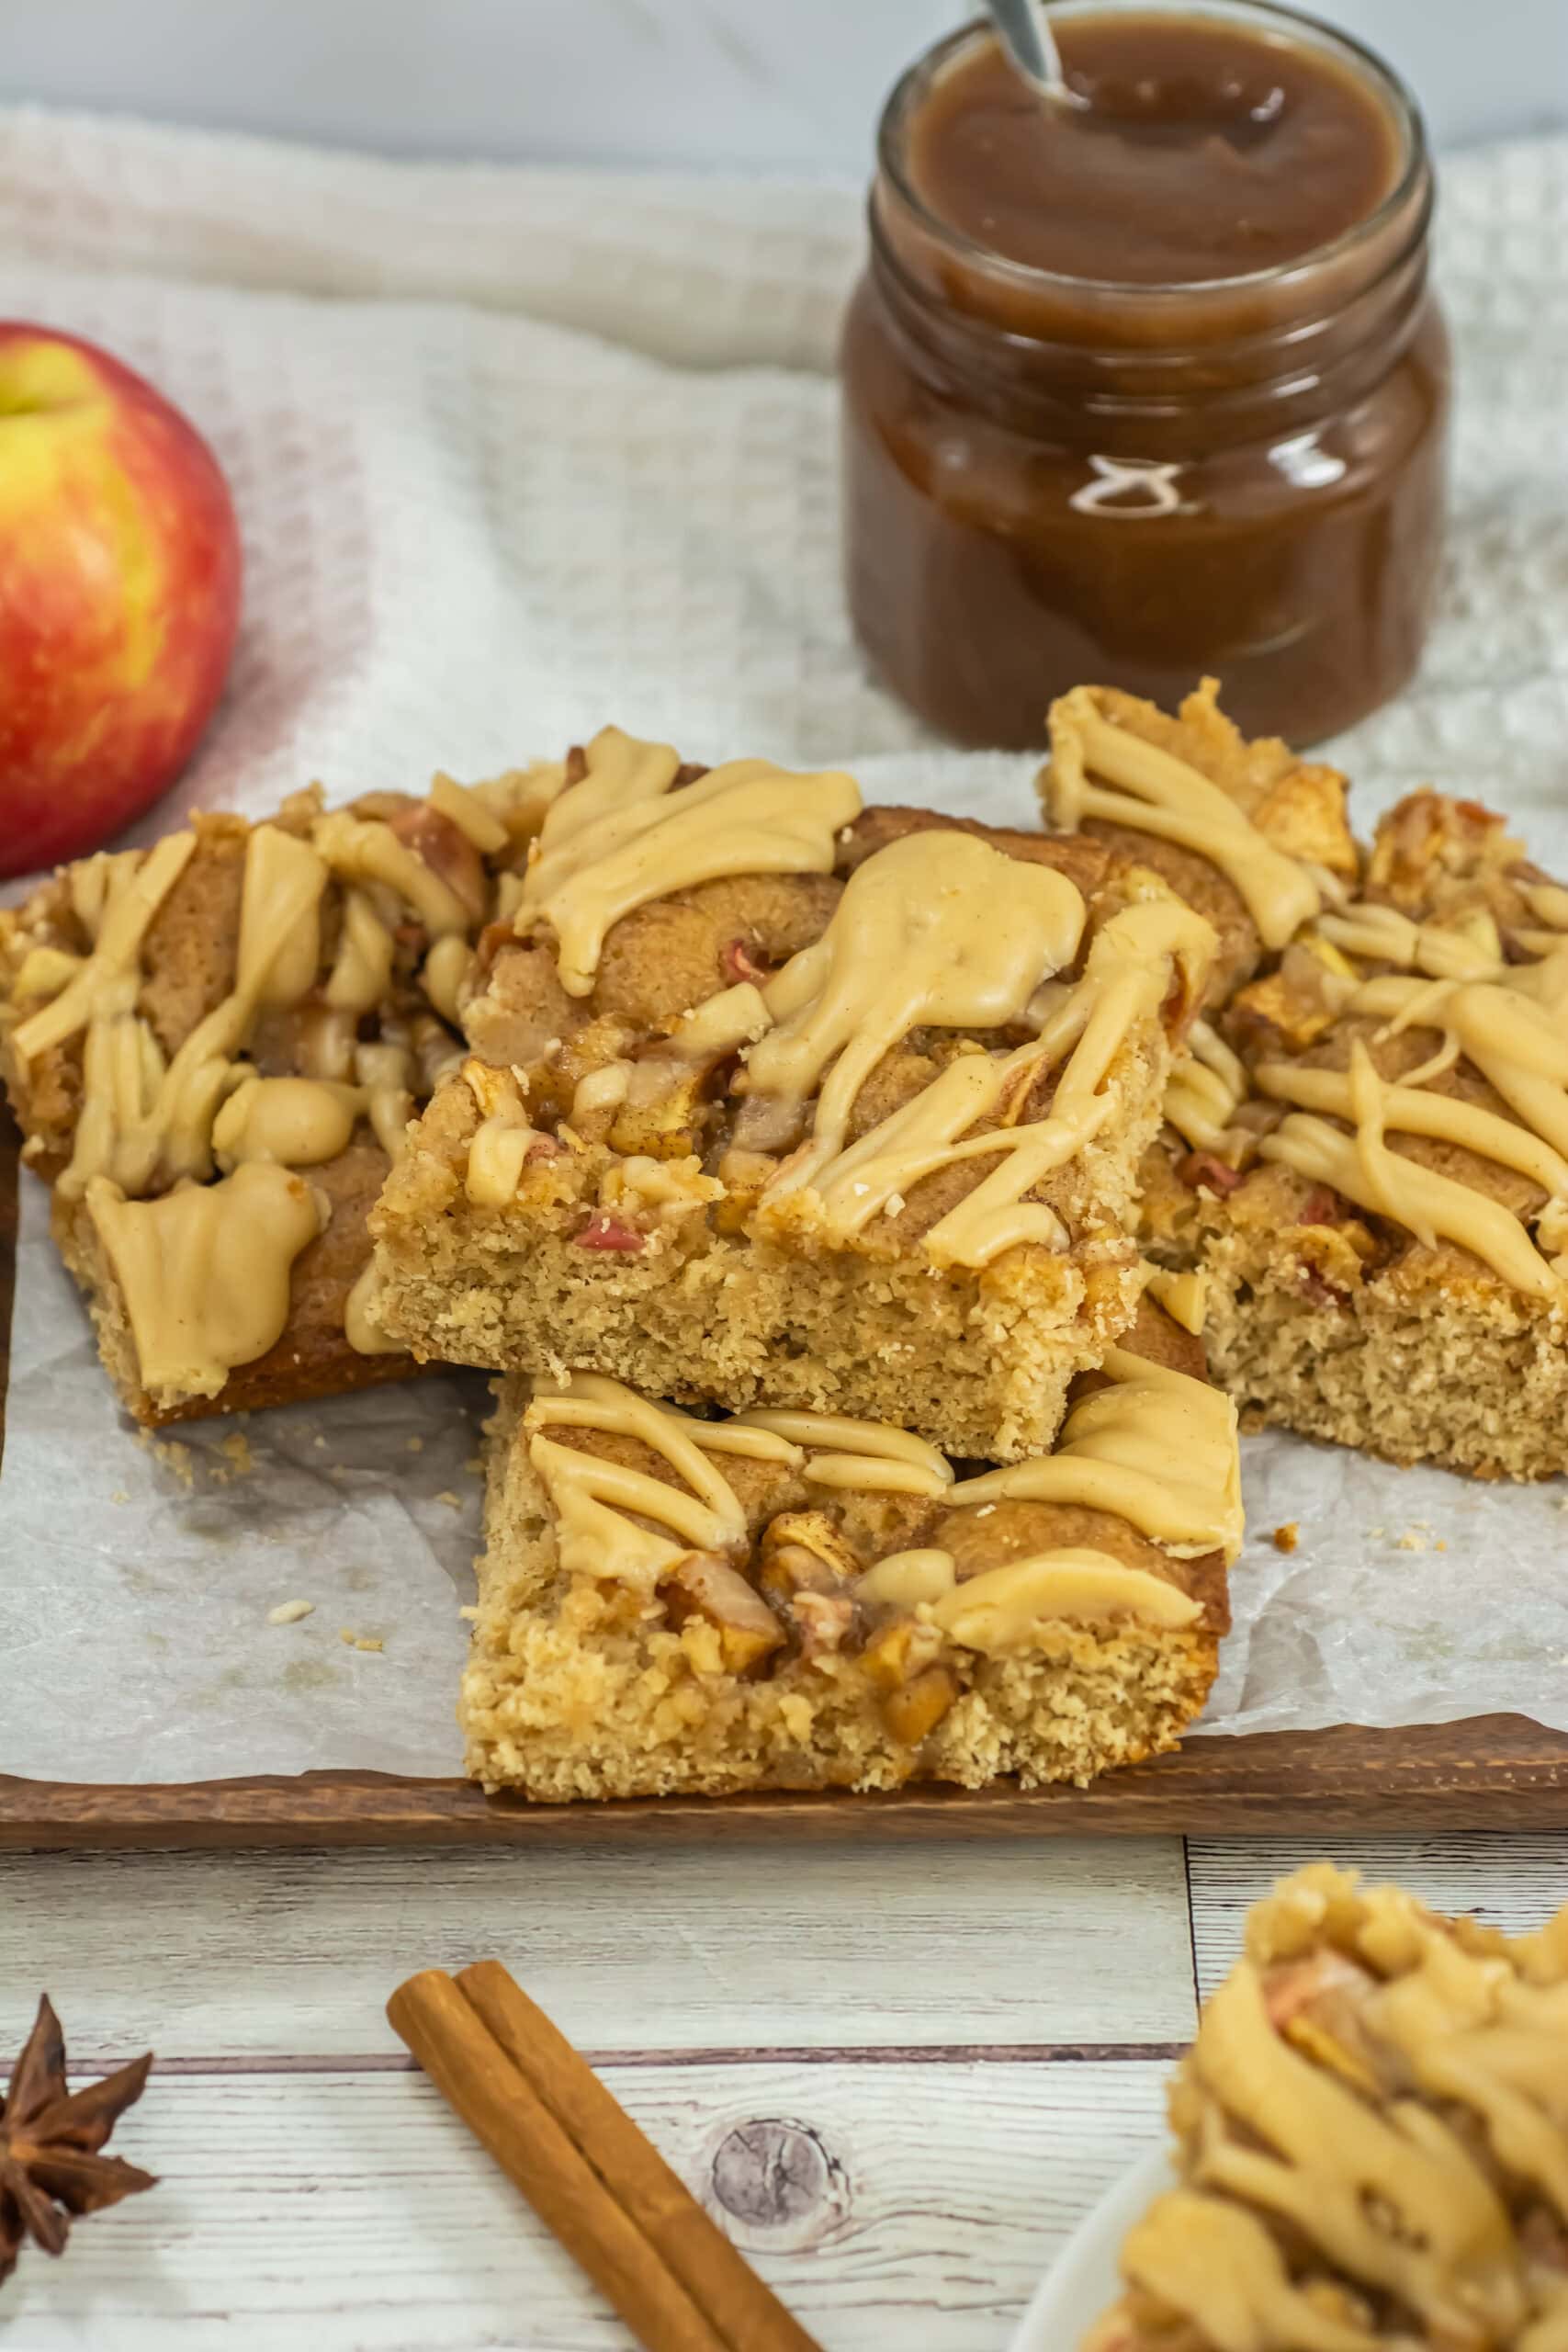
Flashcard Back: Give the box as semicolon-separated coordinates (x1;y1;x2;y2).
0;322;242;879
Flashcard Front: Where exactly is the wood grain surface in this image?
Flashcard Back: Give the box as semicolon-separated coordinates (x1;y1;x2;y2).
0;1838;1195;2056
5;1715;1568;1849
0;2058;1172;2350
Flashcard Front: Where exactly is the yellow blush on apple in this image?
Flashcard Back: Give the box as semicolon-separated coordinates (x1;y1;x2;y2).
0;322;242;879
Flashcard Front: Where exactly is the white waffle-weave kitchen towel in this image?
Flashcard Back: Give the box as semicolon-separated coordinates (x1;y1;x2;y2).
4;110;1568;1775
0;107;1565;865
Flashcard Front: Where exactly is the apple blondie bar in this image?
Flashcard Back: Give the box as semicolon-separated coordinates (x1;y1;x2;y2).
463;1289;1240;1800
1083;1861;1568;2351
366;729;1216;1458
0;764;562;1422
1141;790;1568;1479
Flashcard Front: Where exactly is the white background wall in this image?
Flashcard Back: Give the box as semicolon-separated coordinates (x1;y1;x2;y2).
1;1;1562;171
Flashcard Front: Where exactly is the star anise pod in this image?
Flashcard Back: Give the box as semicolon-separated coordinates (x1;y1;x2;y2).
0;1996;156;2286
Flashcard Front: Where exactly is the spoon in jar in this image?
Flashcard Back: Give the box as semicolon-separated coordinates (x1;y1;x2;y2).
984;0;1089;107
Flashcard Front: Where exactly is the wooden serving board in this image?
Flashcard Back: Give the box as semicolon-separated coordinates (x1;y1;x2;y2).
5;1717;1568;1849
6;1114;1568;1849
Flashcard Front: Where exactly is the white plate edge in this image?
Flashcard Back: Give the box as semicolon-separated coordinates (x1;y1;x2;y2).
1007;2145;1175;2352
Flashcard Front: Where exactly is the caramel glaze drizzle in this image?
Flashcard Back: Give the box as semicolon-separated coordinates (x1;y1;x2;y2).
1255;921;1568;1301
515;726;862;996
1041;685;1326;951
753;876;1213;1268
743;828;1087;1179
1089;1863;1568;2352
1154;871;1568;1301
6;770;547;1399
1164;1020;1251;1157
522;1358;1237;1651
90;1165;327;1405
955;1345;1243;1566
492;731;1215;1272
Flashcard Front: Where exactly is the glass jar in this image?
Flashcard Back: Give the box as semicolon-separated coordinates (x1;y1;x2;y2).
840;0;1450;750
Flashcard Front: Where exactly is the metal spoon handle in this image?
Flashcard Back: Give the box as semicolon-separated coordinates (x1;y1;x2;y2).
985;0;1080;105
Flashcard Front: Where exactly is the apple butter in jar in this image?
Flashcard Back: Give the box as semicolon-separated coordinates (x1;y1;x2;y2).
841;0;1450;749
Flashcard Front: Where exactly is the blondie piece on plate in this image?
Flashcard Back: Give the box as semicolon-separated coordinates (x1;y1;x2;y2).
367;729;1216;1459
1081;1861;1568;2352
463;1291;1239;1800
0;765;562;1422
1142;791;1568;1479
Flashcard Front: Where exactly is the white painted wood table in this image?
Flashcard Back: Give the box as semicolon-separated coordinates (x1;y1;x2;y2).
2;1832;1564;2348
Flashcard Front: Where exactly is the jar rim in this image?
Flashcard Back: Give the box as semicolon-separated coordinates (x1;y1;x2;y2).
875;0;1430;305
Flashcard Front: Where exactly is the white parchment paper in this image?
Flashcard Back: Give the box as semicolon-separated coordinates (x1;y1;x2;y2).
2;111;1567;1779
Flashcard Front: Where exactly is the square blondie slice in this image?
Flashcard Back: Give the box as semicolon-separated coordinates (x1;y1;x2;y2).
0;763;561;1422
367;729;1216;1459
462;1291;1239;1800
1082;1861;1568;2350
1142;789;1568;1478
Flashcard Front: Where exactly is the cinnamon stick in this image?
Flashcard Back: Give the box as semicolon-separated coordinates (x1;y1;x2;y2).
457;1960;821;2352
388;1968;724;2352
388;1964;822;2352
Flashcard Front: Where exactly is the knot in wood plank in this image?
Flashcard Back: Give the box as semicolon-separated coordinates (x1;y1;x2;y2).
710;2119;837;2233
